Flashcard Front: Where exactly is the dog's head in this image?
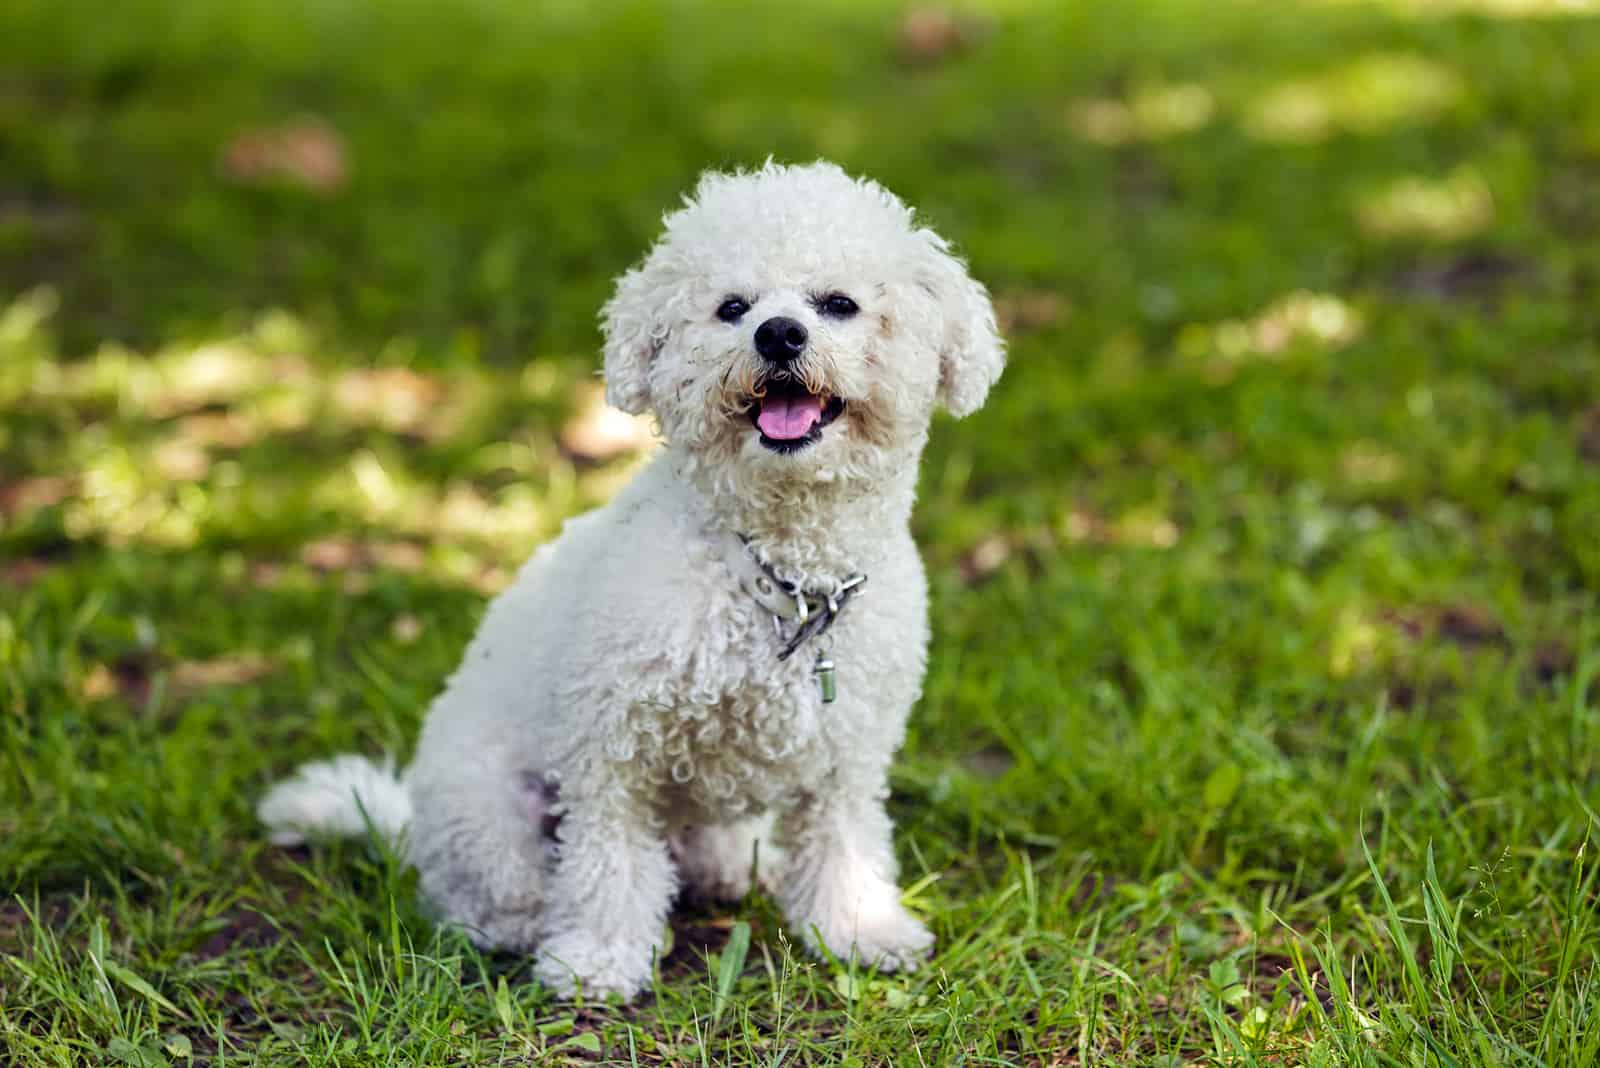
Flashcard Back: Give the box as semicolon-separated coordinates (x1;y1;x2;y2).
601;161;1004;484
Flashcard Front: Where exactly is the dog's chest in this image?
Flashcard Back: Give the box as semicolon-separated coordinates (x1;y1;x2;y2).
628;596;832;816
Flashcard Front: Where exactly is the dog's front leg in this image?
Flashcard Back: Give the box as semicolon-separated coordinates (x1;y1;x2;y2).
774;779;933;972
533;772;677;1001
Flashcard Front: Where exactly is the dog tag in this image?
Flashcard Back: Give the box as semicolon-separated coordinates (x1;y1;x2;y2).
814;655;837;703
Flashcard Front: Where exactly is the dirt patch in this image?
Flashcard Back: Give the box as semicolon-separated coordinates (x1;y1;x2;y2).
1382;603;1506;649
1543;164;1600;235
962;743;1017;781
658;915;744;981
1116;150;1177;208
1531;641;1575;685
84;653;160;707
196;907;283;961
1435;604;1506;648
1578;405;1600;464
1383;678;1454;712
0;893;75;946
1249;952;1335;1014
1;557;54;587
1392;252;1525;302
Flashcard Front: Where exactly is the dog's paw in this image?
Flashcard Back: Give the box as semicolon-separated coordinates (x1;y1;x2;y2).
534;933;655;1002
789;876;935;973
847;903;934;972
414;850;545;953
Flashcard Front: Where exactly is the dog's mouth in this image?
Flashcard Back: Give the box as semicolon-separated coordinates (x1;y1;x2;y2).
746;378;847;454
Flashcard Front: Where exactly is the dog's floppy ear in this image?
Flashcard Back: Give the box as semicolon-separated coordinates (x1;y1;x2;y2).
915;229;1005;418
599;255;670;416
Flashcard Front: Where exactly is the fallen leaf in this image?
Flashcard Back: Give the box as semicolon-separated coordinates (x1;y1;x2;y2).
221;116;349;193
153;439;211;481
332;367;444;434
958;533;1013;583
0;476;74;517
559;382;657;461
81;664;119;702
176;411;259;449
372;541;427;572
300;537;429;574
170;654;276;693
994;290;1069;335
248;562;286;588
300;538;359;570
470;566;512;596
899;7;984;64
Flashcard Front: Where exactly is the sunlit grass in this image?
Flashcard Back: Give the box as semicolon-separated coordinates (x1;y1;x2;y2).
1175;290;1364;382
4;0;1600;1064
1330;0;1600;15
0;290;646;580
1357;168;1495;240
1243;52;1464;143
1066;81;1217;145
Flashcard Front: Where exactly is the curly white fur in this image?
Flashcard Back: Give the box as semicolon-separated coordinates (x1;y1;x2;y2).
258;160;1005;1000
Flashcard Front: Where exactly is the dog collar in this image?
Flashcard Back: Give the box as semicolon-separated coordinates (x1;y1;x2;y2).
725;532;866;702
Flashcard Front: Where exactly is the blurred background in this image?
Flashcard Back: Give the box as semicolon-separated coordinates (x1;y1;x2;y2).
3;0;1599;1061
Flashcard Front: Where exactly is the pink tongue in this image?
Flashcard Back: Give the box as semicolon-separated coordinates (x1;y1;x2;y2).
756;393;823;440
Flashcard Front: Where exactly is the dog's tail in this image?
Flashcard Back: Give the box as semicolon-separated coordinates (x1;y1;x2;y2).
257;754;412;847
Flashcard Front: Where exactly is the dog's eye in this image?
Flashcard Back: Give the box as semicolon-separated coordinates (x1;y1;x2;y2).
818;294;859;319
716;298;750;323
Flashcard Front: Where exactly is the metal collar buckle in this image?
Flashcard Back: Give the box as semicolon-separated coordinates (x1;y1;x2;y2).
770;571;865;662
734;535;866;662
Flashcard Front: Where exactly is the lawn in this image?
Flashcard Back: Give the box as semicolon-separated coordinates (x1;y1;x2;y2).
3;0;1599;1063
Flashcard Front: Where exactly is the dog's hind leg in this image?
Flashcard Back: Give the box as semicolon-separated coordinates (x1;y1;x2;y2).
405;752;553;953
669;814;780;903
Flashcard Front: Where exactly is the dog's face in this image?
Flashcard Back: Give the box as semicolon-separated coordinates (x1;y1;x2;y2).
601;162;1004;486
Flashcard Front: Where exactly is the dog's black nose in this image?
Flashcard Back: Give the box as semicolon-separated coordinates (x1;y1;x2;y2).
754;316;808;363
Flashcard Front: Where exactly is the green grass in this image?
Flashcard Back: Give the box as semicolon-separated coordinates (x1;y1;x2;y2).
4;0;1600;1063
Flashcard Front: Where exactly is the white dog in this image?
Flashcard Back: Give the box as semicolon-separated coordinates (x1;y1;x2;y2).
258;161;1004;1000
